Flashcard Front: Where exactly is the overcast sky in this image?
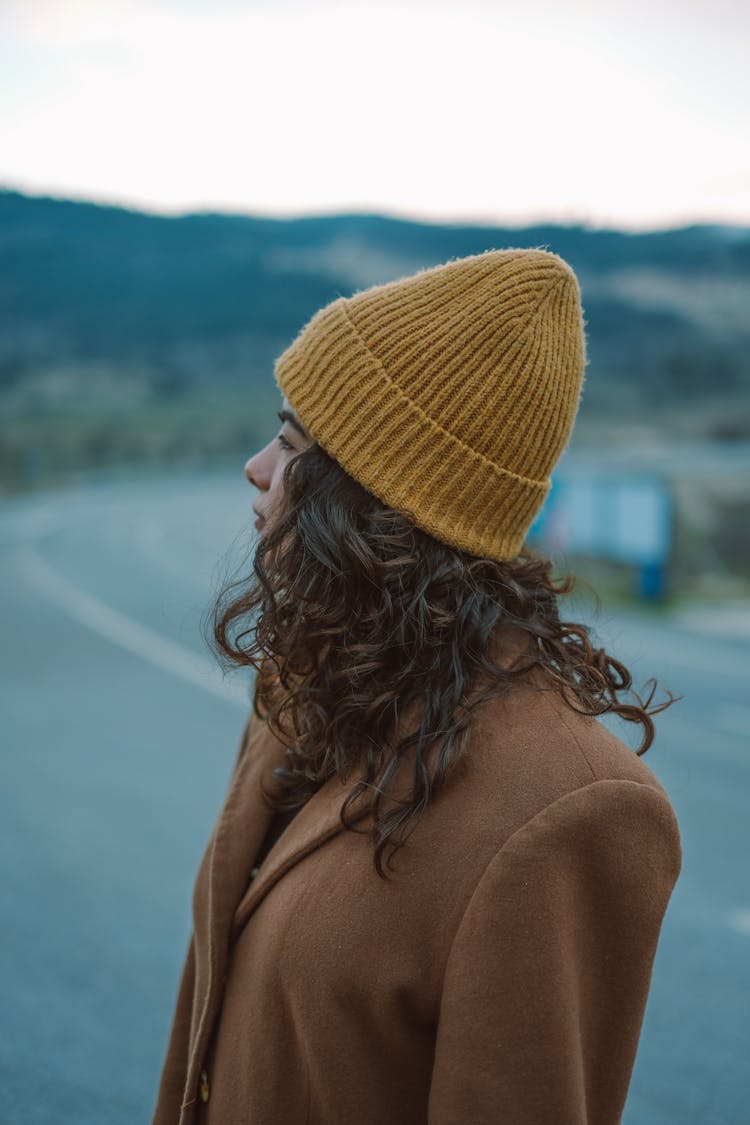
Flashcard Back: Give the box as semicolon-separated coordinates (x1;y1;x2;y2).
1;0;748;229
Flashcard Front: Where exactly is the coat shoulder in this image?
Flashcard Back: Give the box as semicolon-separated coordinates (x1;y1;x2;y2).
470;672;670;790
432;673;678;865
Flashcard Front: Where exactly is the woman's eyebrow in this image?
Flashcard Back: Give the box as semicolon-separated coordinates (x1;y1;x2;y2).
277;409;310;441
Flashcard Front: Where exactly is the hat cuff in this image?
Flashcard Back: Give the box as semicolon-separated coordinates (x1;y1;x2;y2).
274;299;550;561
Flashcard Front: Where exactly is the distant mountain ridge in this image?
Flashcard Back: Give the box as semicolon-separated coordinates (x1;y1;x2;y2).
2;188;749;436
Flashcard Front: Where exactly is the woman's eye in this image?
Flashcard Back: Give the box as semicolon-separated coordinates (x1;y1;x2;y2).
276;432;294;451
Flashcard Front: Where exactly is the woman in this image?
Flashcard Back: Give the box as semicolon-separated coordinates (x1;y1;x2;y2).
153;248;681;1124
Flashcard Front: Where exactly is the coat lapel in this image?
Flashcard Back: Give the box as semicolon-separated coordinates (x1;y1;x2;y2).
222;627;537;944
182;713;290;1118
230;769;373;941
228;690;438;940
203;721;284;954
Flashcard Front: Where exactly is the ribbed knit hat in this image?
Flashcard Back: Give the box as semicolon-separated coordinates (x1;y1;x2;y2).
274;247;586;561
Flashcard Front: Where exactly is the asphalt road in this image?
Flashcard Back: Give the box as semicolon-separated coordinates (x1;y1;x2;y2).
1;471;748;1124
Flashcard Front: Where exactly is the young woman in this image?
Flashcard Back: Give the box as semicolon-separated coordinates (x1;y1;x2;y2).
153;248;681;1124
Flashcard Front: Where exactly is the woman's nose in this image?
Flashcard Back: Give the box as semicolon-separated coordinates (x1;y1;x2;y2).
244;455;262;487
245;438;277;488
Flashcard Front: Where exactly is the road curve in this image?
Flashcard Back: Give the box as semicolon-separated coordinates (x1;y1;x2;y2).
1;472;748;1125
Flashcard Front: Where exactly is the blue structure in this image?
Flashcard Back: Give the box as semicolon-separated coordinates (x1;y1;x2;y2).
530;471;673;602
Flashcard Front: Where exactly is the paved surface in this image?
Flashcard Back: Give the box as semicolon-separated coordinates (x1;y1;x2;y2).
669;599;750;644
1;471;748;1124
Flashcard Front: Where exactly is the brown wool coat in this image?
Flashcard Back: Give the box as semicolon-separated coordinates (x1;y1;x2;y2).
153;649;681;1125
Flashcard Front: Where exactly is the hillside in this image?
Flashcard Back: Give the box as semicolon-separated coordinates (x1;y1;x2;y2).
1;187;749;489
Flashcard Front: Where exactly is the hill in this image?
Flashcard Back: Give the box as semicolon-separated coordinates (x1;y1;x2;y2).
1;188;749;488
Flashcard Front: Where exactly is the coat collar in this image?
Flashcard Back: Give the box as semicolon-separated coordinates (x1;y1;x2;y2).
229;766;373;941
199;720;282;970
217;624;538;942
201;711;375;949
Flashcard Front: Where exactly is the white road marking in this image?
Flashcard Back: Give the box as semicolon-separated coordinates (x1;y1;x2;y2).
727;910;750;937
18;541;249;709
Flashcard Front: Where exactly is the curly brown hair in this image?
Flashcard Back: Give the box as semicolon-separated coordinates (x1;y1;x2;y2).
209;441;676;877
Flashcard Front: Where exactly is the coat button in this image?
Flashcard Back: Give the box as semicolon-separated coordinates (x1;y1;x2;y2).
199;1069;210;1104
250;866;260;879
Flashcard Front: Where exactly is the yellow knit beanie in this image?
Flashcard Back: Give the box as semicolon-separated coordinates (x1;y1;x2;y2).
274;247;586;561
